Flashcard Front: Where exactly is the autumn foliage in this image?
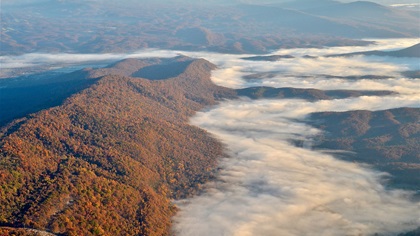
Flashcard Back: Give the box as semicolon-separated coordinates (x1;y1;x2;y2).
310;108;420;190
0;57;235;235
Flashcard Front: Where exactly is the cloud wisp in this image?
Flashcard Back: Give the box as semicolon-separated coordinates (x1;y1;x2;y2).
0;49;183;69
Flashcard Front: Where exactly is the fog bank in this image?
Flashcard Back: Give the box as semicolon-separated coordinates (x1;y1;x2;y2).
173;97;420;236
173;38;420;235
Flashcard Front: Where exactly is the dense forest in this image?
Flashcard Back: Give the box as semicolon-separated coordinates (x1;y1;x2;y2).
0;57;234;235
310;108;420;190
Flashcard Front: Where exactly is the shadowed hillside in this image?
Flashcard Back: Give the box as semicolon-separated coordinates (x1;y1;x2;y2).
132;60;192;80
0;69;99;127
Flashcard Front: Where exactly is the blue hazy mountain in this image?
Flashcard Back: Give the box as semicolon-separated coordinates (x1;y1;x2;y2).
299;1;419;35
329;43;420;57
1;0;418;55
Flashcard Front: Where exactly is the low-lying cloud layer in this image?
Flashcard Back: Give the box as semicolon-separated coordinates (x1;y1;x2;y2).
173;97;420;236
273;38;420;57
173;39;420;235
209;39;420;93
210;56;419;93
0;50;181;69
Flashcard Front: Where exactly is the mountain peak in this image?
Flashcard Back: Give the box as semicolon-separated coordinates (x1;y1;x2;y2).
344;1;390;11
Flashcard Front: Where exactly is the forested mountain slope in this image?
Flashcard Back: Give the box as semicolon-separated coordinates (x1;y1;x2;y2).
310;108;420;190
0;57;234;235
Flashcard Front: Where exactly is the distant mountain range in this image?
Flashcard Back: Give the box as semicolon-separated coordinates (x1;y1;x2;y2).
237;86;395;100
329;43;420;58
241;55;295;61
237;2;417;38
1;0;418;55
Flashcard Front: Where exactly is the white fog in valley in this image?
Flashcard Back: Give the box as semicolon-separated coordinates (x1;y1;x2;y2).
209;38;420;91
173;97;420;236
172;39;420;235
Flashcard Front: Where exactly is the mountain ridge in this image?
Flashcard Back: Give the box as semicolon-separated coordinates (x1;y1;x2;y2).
309;107;420;190
0;57;234;235
329;43;420;58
